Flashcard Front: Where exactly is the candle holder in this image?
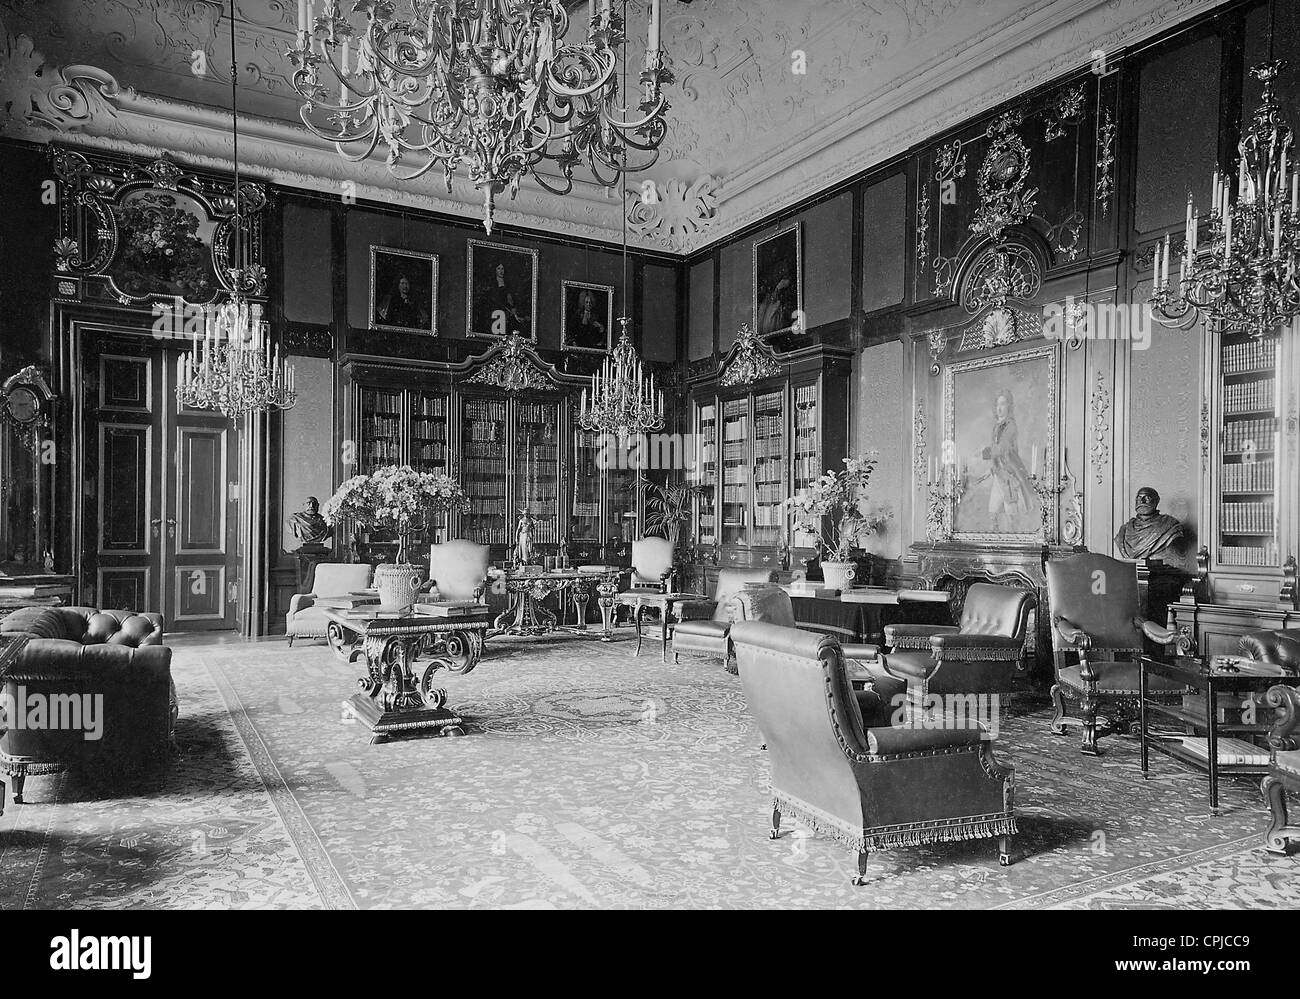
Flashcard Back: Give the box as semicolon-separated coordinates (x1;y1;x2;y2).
924;464;966;544
1029;468;1070;545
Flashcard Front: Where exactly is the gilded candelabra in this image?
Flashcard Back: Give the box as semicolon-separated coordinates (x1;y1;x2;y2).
924;461;965;544
1028;468;1070;545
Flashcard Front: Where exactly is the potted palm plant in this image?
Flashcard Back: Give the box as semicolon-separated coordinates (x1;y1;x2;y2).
640;479;703;550
321;465;469;610
785;453;890;591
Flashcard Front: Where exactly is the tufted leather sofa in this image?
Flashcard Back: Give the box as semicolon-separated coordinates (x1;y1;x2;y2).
0;606;174;802
1239;630;1300;673
671;568;780;669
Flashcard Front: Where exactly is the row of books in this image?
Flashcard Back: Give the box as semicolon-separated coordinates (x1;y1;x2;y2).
723;417;749;440
1217;543;1280;565
412;395;446;417
463;442;506;458
1222;418;1277;453
754;482;786;505
363;390;402;413
754;435;783;459
463;461;507;483
466;421;504;442
1223;378;1275;413
464;399;507;422
361;441;402;464
754;505;785;527
1221;458;1274;492
1221;501;1274;533
413;444;446;460
360;416;401;438
1221;337;1276;374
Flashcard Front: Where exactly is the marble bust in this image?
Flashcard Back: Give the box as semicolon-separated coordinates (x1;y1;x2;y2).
1114;486;1185;562
289;496;333;551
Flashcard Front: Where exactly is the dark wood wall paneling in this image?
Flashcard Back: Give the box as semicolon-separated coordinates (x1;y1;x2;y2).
0;142;59;371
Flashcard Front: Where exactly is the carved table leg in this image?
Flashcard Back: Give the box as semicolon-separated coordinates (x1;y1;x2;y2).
998;835;1013;866
852;851;870;886
597;580;617;642
769;805;781;840
571;578;591;631
1262;775;1293;854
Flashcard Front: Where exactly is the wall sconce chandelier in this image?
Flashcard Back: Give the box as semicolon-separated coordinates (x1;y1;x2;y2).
1150;57;1300;337
179;1;296;418
288;0;672;234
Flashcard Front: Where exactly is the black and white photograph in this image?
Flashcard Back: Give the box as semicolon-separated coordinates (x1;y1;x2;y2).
467;239;537;339
753;222;802;336
3;0;1300;948
369;245;437;334
560;280;614;353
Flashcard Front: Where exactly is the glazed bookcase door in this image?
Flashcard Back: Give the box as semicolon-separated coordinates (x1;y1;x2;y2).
358;386;403;474
751;386;788;547
571;428;603;548
693;398;718;547
791;375;821;549
720;395;751;547
512;398;562;547
408;389;451;540
1206;325;1298;605
460;395;509;547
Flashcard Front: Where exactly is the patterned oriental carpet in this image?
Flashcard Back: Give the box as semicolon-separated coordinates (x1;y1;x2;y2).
0;634;1295;910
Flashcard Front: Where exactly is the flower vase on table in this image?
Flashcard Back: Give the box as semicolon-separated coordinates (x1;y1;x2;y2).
373;533;423;612
784;454;893;593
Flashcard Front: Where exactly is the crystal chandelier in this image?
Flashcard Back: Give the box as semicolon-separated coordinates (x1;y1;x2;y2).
579;317;664;439
177;1;296;419
287;0;671;234
1150;58;1300;337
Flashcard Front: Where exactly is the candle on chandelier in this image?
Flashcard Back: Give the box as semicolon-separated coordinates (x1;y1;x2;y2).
1030;446;1038;477
1293;169;1298;213
298;0;307;38
650;0;660;50
1162;238;1170;286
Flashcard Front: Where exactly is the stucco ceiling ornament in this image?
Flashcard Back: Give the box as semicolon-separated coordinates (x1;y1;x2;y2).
0;17;125;134
625;174;720;252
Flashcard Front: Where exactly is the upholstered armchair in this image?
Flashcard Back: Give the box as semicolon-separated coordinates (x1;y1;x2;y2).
1045;552;1182;755
427;540;490;602
1262;684;1300;854
732;586;894;726
612;537;676;627
731;621;1017;882
869;583;1033;702
0;607;175;802
285;562;372;646
670;568;779;670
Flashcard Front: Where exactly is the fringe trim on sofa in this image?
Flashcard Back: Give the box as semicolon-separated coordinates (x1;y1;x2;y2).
933;648;1022;662
889;636;933;650
772;793;1016;853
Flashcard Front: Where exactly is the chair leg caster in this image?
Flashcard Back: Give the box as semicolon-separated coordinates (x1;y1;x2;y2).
11;773;24;804
769;806;781;840
851;851;870;886
998;835;1013;866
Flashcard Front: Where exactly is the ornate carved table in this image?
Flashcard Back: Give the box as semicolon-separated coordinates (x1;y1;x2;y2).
488;567;622;640
326;609;490;744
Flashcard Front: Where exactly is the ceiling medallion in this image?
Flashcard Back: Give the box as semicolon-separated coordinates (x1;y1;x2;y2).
288;0;672;234
720;323;780;388
971;111;1039;240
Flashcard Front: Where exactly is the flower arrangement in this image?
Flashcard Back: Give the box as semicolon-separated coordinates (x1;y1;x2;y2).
113;194;215;300
321;465;469;563
784;452;891;561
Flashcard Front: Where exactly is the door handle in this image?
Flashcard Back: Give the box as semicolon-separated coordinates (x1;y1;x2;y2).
166;517;177;539
151;518;162;538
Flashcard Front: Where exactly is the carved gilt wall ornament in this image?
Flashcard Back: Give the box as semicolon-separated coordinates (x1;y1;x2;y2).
1048;211;1085;262
913;403;928;482
1044;83;1086;142
957;305;1043;352
916;182;931;272
960;241;1042;315
935;138;967;197
970;111;1039;240
464;334;552;392
720;323;781;388
1090;369;1111;484
1095;108;1117;217
1200;400;1211;467
51;147;268;307
625;175;721;253
927;328;947;375
0;21;126;134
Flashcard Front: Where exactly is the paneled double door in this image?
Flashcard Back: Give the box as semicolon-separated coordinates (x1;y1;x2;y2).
81;336;238;631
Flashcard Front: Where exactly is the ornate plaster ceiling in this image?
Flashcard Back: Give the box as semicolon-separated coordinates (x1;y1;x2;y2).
0;0;1225;252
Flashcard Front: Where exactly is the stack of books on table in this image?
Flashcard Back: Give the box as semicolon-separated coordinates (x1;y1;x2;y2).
316;592;380;610
782;583;842;599
1178;736;1270;767
413;601;489;618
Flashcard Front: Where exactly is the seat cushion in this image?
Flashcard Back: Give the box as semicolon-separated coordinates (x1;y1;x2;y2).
1056;662;1185;693
881;650;935;682
287;606;336;639
672;619;729;656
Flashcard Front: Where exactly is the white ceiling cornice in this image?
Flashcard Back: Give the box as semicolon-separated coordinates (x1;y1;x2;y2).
0;0;1226;255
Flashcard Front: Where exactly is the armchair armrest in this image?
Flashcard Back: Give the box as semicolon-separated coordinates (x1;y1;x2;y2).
1266;684;1300;752
288;593;317;616
866;724;986;756
929;633;1024;660
884;623;957;649
1135;617;1175;645
841;643;880;662
1053;614;1093;650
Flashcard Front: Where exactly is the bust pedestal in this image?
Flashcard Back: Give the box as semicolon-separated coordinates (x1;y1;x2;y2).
293;543;332;591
